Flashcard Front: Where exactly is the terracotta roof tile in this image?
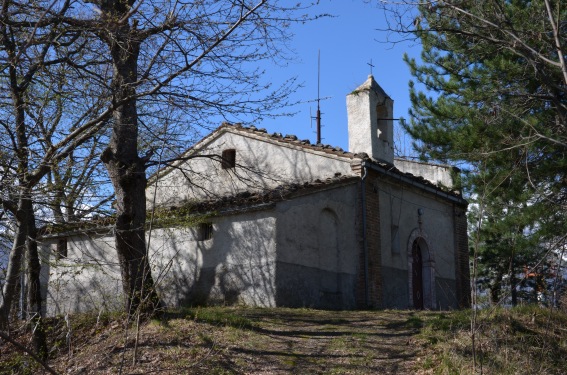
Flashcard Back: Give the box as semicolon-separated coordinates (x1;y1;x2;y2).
40;176;360;237
219;122;358;159
168;174;359;214
217;123;464;201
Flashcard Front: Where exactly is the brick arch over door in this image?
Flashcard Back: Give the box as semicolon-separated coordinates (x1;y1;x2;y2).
407;228;436;309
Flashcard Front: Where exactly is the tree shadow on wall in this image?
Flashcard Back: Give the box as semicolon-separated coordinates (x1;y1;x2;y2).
152;212;276;308
43;234;123;316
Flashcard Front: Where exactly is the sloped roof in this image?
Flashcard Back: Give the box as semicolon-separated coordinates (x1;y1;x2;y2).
168;174;359;215
349;74;391;99
40;109;468;238
147;121;365;184
40;175;359;238
193;122;364;160
151;122;465;203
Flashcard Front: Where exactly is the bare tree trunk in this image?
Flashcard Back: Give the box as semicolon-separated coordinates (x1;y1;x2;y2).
0;193;47;358
99;5;160;316
24;197;47;359
0;214;26;329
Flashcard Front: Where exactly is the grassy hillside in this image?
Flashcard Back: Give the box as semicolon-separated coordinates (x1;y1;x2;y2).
1;306;566;374
411;305;567;374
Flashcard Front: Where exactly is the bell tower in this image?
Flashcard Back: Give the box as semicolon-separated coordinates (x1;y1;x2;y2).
346;75;394;164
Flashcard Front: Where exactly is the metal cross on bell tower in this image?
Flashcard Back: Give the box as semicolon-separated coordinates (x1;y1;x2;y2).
367;59;375;75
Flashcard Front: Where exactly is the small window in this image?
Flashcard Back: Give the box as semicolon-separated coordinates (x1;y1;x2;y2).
198;223;213;241
221;149;236;169
56;238;68;259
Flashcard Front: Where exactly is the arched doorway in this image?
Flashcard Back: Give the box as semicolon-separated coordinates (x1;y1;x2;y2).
407;230;436;309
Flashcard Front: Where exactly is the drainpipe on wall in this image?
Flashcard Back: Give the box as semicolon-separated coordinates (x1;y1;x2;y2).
361;165;369;307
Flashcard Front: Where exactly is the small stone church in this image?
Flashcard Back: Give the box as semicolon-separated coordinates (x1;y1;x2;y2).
40;75;470;314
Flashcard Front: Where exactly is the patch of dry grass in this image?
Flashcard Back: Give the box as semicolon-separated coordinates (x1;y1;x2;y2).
409;305;567;375
1;306;566;374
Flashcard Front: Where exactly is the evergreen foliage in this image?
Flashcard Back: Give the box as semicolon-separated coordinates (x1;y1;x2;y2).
386;0;567;304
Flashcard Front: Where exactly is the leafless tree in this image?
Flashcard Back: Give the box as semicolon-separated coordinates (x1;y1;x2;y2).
0;0;110;358
0;1;314;339
53;0;312;316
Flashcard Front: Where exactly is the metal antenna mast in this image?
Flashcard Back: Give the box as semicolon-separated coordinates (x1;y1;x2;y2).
308;50;330;143
316;50;322;144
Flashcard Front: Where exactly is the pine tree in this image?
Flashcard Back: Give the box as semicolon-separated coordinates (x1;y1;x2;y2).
381;0;567;304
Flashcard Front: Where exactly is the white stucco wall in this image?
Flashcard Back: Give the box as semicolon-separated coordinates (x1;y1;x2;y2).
274;183;359;309
276;184;358;274
394;158;455;188
378;181;456;277
148;210;277;307
347;75;394;164
376;177;458;309
40;232;123;316
40;181;362;315
147;129;356;208
40;210;278;315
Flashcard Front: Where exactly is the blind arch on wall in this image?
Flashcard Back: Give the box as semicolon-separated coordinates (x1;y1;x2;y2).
318;208;340;293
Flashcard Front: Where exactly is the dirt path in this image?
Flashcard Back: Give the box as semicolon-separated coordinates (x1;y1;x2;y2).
3;308;424;374
229;309;421;374
6;305;567;374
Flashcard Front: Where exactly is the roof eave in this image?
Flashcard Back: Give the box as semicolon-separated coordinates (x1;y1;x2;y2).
362;160;468;206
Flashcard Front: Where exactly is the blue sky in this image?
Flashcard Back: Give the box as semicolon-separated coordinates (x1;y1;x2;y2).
260;0;422;157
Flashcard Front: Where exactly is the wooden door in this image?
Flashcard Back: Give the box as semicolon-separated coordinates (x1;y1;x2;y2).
412;241;424;309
